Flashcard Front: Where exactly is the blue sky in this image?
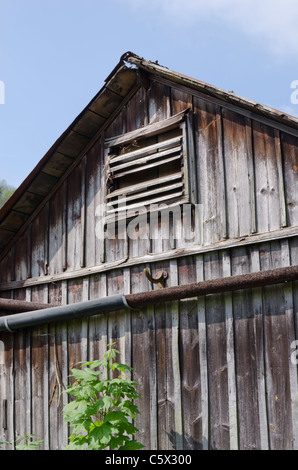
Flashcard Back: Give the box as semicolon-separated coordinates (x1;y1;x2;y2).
1;0;298;188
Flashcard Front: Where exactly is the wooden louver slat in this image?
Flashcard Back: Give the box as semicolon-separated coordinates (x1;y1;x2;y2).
106;191;184;215
110;154;182;179
108;135;182;164
108;145;182;174
107;181;183;206
106;172;182;199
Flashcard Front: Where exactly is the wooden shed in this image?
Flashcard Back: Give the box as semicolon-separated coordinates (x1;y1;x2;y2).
0;52;298;450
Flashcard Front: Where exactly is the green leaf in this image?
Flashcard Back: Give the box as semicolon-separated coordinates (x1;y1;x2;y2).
111;362;133;372
119;440;145;450
88;359;108;369
65;434;87;450
102;395;114;411
104;410;127;425
80;383;97;400
70;367;99;382
85;397;105;416
89;422;113;446
63;399;90;423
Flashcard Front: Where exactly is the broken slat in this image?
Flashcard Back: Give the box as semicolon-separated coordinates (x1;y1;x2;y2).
105;108;189;147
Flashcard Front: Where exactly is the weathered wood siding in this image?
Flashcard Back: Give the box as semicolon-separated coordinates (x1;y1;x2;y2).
0;78;298;450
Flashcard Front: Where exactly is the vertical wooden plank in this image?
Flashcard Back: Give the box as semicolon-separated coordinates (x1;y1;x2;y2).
196;255;209;449
290;236;298;450
12;236;31;445
222;109;256;238
48;182;67;275
0;332;14;449
31;285;49;449
275;131;287;228
49;281;69;449
66;164;84;271
204;251;230;450
231;247;262;449
14;230;31;282
194;98;227;245
178;256;202;449
115;268;132;374
0;249;13;283
131;265;157;450
168;259;183;450
260;241;293;449
31;204;49;278
88;273;108;367
280;240;298;449
80;155;87;268
67;279;86;376
107;269;125;373
281;132;298;227
85;138;104;267
151;260;176;450
250;246;269;449
13;326;31;443
253;122;287;232
222;251;238;450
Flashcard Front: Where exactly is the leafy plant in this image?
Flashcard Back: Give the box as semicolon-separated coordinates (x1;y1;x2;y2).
14;434;44;450
0;434;43;450
63;343;144;450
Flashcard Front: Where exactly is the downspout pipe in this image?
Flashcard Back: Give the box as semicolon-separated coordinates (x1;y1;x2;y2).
0;264;298;332
0;295;131;332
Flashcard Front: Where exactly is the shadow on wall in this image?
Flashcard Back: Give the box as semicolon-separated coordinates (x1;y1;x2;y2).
167;429;214;451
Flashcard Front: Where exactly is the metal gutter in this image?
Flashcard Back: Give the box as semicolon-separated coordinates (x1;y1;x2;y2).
0;295;130;332
0;265;298;332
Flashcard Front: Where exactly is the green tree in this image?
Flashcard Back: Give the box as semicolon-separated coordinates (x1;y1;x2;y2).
0;179;15;208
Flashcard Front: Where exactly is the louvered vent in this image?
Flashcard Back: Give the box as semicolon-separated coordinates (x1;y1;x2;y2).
104;109;193;224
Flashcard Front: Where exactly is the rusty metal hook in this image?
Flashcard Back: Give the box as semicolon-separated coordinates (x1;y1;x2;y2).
144;268;168;289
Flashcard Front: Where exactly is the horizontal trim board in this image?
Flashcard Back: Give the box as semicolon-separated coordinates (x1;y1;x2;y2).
1;225;297;291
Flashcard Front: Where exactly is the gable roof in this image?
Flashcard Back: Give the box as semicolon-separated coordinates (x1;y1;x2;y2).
1;51;298;258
